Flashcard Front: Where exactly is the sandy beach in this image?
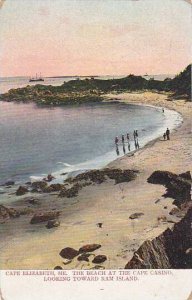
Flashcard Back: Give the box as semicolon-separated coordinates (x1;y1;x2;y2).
0;91;191;270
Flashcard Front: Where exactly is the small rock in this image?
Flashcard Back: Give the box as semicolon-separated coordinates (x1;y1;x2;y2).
59;247;79;259
90;265;105;269
97;223;103;228
77;253;91;262
79;244;101;253
27;197;39;205
129;213;144;220
46;219;60;229
164;206;168;209
16;186;28;196
54;266;63;270
92;255;107;264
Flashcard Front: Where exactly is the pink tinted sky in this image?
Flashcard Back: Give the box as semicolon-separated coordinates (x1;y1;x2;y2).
0;0;191;77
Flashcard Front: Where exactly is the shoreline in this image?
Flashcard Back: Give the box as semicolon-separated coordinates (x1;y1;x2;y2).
0;91;191;269
0;98;182;190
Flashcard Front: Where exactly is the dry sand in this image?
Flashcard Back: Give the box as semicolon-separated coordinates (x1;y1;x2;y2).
0;91;191;270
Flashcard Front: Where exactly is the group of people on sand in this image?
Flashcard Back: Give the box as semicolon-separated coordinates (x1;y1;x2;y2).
115;130;140;155
163;128;170;140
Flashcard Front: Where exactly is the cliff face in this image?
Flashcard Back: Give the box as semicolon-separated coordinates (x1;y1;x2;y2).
125;208;192;269
125;170;192;269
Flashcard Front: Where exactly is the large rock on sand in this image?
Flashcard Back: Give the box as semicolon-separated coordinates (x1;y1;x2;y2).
92;255;107;264
59;247;79;259
66;168;138;185
16;186;28;196
147;170;191;208
30;211;60;224
0;205;20;223
79;244;101;253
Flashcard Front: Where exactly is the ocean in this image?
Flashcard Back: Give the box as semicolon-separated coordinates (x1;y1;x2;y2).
0;75;181;186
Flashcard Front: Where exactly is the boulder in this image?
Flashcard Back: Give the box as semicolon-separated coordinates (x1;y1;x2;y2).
54;266;63;270
147;170;178;185
30;211;60;224
59;247;79;259
31;181;47;191
46;219;60;229
77;253;91;262
16;186;28;196
147;170;191;208
79;244;101;253
92;255;107;264
0;205;20;223
4;180;15;186
129;213;144;220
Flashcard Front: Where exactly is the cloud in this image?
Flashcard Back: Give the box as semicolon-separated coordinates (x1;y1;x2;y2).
0;0;6;10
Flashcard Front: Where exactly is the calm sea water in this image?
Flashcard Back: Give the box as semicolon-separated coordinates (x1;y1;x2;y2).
0;100;182;185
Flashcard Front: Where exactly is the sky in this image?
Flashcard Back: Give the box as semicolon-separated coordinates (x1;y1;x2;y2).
0;0;191;77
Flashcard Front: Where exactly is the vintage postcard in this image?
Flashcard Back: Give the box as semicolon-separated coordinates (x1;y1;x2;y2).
0;0;191;299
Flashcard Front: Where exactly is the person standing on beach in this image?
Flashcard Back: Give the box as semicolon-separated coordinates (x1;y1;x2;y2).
127;133;129;141
115;136;119;145
133;130;136;141
122;134;125;143
166;128;170;140
163;133;166;140
123;143;126;154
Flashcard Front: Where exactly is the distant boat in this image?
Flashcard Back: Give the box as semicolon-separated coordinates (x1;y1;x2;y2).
29;73;44;82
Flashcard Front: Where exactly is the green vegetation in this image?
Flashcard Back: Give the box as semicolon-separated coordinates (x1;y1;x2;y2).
0;65;191;105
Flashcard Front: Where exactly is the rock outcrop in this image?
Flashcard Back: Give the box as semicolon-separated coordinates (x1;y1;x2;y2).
16;186;29;196
59;183;82;198
30;211;60;224
147;170;191;208
66;168;138;185
125;207;192;269
0;205;20;223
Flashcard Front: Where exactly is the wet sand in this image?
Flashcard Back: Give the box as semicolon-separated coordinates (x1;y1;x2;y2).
0;91;191;270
